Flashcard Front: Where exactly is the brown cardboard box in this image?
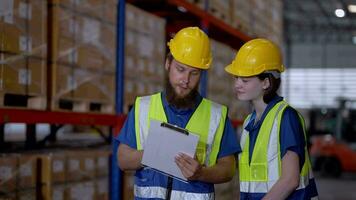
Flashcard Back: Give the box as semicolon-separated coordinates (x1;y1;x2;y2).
209;0;233;24
26;58;46;97
51;184;66;200
95;177;109;200
1;54;27;94
66;181;96;200
53;5;116;71
54;0;116;22
73;70;115;103
40;154;66;185
66;154;82;182
0;0;47;57
18;154;38;189
80;152;96;180
17;188;37;200
53;64;74;101
0;54;46;97
0;155;17;193
96;150;110;177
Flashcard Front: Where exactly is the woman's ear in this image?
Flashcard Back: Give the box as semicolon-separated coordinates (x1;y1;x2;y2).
262;77;270;90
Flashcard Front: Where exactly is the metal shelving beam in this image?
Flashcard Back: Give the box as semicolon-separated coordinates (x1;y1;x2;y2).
111;0;126;198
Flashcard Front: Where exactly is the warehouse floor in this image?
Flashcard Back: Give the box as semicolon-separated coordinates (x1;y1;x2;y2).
316;172;356;200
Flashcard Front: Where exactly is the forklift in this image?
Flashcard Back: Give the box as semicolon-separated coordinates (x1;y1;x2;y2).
309;98;356;177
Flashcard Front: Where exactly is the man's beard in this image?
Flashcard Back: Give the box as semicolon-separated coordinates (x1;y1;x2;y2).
165;75;199;109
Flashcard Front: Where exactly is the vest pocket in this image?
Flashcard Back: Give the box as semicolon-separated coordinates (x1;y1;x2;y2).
196;146;206;165
135;167;154;186
250;163;267;181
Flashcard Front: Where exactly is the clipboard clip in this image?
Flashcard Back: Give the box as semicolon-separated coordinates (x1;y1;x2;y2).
161;122;189;135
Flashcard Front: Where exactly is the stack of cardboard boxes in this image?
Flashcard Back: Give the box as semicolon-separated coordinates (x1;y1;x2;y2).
124;4;166;113
185;0;284;46
0;0;47;109
0;149;110;200
49;0;117;113
232;0;283;46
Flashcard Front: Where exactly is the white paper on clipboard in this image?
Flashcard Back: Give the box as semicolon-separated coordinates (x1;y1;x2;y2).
141;119;200;181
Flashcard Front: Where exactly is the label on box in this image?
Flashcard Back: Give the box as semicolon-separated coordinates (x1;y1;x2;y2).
19;36;32;52
53;160;64;173
19;2;32;20
20;162;32;177
137;59;145;72
138;35;154;57
69;159;80;171
126;56;133;69
126;8;135;23
53;186;64;200
97;178;108;193
98;157;108;168
137;83;145;94
84;158;94;170
148;61;155;73
126;31;134;46
1;0;14;24
68;19;79;34
68;49;78;63
67;75;77;90
126;81;133;93
83;18;100;44
0;166;12;180
18;69;31;85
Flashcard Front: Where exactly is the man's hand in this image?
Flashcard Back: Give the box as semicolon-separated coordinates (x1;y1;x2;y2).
175;153;203;180
175;153;236;184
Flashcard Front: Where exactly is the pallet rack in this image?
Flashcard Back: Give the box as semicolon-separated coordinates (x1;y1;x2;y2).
0;0;247;199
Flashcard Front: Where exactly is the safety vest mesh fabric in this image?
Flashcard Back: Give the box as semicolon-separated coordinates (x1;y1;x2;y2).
239;101;316;195
134;93;227;199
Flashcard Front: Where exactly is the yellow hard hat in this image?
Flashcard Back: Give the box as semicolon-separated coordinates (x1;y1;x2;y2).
225;38;285;77
168;27;212;70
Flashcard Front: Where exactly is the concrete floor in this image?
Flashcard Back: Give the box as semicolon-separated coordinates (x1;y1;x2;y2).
316;172;356;200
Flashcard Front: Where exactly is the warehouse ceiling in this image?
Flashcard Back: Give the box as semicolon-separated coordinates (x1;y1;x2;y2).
284;0;356;44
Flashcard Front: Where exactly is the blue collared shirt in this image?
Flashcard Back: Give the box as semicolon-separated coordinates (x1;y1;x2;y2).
117;92;241;159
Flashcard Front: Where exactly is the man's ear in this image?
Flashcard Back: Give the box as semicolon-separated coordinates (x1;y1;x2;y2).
165;59;170;71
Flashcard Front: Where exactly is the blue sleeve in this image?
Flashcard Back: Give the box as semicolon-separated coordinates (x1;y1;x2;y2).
115;106;137;149
280;107;305;170
217;117;242;158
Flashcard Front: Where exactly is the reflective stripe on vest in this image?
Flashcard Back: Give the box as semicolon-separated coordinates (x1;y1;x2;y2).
239;101;316;194
134;185;214;200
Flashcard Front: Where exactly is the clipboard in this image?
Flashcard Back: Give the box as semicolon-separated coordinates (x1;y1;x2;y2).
141;119;200;181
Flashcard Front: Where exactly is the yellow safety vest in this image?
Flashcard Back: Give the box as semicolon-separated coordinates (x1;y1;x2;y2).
239;101;316;194
134;92;227;166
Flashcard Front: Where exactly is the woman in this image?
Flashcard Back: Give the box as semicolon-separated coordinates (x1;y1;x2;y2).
225;38;318;200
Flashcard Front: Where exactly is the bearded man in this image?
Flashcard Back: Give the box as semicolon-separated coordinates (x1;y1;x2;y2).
116;27;241;200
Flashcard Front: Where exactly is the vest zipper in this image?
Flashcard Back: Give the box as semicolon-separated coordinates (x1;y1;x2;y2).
165;176;173;200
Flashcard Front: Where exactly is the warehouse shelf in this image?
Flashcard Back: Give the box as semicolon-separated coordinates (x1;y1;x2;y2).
127;0;252;49
0;108;126;150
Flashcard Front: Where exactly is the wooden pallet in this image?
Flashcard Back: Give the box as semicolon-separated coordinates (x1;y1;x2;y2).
52;98;114;114
0;93;47;110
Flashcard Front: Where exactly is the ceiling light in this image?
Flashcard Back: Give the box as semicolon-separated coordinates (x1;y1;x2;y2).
353;36;356;44
348;5;356;13
177;6;187;13
335;9;345;17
